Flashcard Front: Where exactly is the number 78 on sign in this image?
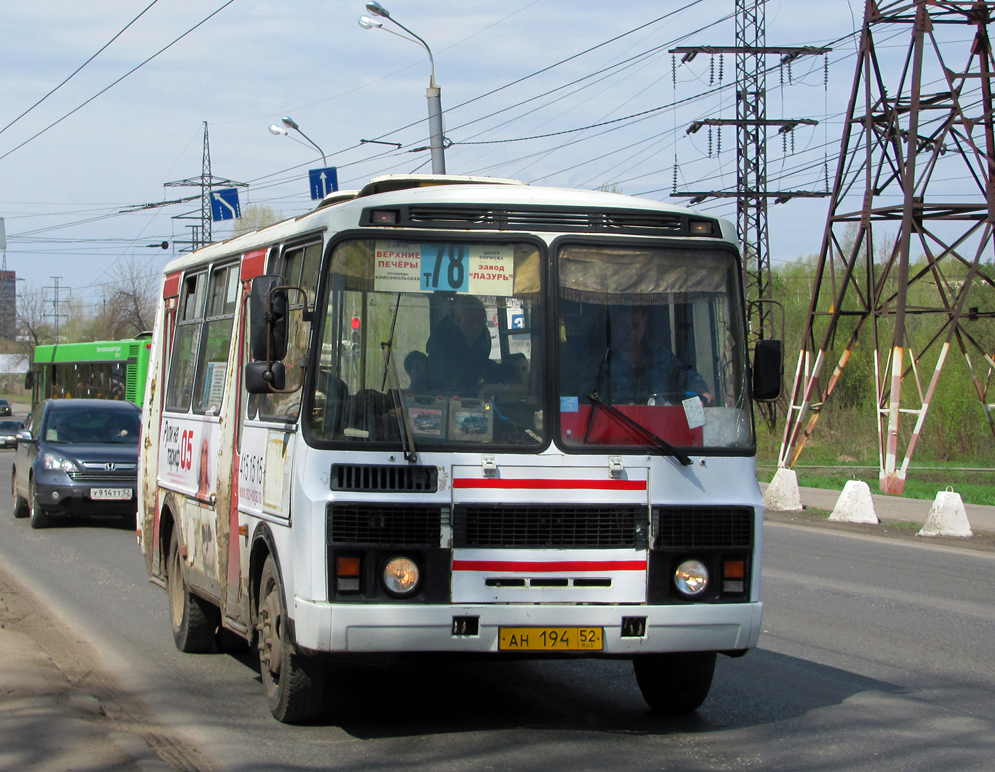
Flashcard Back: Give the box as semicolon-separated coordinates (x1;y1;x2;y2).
374;241;515;297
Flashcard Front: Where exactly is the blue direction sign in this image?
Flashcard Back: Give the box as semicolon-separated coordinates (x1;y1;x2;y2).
211;188;242;221
309;167;339;200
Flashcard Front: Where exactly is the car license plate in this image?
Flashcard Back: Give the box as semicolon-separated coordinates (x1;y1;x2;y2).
499;627;603;651
90;488;133;500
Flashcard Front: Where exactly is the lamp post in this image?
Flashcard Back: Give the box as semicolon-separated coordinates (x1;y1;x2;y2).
269;116;327;166
360;1;446;174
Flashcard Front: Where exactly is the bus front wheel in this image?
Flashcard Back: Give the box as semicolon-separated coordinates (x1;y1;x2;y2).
167;530;219;653
633;651;716;714
257;554;325;723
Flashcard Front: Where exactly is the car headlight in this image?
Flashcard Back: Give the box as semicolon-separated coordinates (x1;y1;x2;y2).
674;559;709;598
42;452;77;473
382;556;420;597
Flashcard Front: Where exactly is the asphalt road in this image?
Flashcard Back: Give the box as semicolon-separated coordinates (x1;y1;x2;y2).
1;445;994;772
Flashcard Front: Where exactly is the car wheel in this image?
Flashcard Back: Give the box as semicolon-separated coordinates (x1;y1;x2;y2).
257;554;325;723
633;651;716;714
167;529;219;653
28;479;51;529
12;470;28;518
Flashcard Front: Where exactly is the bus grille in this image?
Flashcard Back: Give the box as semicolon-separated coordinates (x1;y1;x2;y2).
327;503;442;546
453;505;644;548
330;464;438;493
653;507;754;549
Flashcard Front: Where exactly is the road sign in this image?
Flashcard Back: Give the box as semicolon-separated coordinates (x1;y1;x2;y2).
211;188;241;221
309;167;338;200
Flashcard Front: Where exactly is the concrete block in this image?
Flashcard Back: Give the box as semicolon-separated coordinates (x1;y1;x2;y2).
764;468;802;512
918;490;973;538
828;480;879;524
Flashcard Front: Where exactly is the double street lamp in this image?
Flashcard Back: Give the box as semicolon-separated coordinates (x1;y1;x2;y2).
269;116;327;166
359;1;446;174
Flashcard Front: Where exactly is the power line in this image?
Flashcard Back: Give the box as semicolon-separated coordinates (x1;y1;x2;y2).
0;0;160;138
0;0;238;164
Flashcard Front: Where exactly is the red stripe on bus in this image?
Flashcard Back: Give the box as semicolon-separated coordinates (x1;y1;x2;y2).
162;272;181;299
453;478;646;490
452;560;646;573
240;249;268;281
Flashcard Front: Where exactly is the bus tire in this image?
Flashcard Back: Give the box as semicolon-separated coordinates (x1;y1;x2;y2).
12;471;28;518
257;554;325;723
28;479;51;529
167;530;218;653
633;651;716;714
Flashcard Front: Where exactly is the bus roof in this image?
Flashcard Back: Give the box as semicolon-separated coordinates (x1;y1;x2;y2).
33;339;146;364
161;175;737;276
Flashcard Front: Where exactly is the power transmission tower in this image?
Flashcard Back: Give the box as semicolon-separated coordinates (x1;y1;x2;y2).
165;121;247;252
778;0;995;493
44;276;69;342
672;0;830;356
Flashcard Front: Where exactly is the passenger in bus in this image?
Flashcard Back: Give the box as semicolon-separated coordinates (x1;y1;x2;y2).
426;295;512;393
403;350;430;392
602;305;713;406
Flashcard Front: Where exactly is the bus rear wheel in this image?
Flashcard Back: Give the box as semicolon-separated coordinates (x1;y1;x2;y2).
257;555;325;723
633;651;716;714
167;530;218;653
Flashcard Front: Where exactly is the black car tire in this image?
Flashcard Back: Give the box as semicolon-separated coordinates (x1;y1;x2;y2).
28;479;51;529
633;651;716;714
167;530;218;653
12;471;28;519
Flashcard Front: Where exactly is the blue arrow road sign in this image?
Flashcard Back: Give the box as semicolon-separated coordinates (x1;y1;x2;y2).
211;188;241;221
309;167;339;200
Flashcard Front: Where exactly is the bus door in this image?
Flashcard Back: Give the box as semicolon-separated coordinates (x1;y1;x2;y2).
229;243;320;622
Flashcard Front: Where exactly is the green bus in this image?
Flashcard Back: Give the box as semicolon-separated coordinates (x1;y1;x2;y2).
30;336;152;408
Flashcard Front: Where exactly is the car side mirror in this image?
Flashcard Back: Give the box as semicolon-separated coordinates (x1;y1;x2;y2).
752;339;783;402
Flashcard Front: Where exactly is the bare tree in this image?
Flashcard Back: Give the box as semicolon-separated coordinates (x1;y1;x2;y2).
100;256;158;338
16;286;54;352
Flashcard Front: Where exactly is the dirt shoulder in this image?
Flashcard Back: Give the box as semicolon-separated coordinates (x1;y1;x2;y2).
0;563;215;772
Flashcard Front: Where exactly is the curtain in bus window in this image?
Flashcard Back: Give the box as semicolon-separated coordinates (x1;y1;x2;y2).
192;264;238;415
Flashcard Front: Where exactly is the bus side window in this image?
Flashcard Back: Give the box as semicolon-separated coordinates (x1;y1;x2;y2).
165;271;208;413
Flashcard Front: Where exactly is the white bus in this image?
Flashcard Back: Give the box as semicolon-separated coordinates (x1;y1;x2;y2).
138;174;781;723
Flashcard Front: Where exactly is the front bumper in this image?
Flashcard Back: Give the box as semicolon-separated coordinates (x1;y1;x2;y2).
291;598;763;656
33;474;137;517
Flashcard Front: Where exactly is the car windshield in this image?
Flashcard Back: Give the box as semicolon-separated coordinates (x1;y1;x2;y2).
0;420;20;432
45;408;140;444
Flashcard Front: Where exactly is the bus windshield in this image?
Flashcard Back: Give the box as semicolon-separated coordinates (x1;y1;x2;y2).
556;244;752;450
307;238;544;448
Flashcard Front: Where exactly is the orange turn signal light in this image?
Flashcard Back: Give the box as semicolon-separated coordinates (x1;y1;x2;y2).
337;556;361;577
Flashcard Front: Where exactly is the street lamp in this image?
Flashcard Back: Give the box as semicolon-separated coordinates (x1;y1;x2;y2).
359;1;446;174
269;116;327;166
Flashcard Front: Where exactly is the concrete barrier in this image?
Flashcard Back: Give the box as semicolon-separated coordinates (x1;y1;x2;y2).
764;468;803;512
828;480;879;524
918;489;973;538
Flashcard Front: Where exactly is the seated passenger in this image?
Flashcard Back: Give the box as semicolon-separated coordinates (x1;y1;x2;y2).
403;350;430;392
427;295;507;393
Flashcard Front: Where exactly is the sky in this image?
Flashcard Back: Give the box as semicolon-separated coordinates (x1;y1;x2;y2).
0;1;877;318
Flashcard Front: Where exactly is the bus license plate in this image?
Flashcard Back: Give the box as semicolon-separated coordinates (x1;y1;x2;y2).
499;627;603;651
90;488;132;500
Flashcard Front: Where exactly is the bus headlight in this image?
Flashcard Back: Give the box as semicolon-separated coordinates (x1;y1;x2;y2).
674;559;709;598
382;556;420;597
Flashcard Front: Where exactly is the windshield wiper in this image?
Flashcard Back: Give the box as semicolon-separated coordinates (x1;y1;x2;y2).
586;393;693;467
378;294;418;462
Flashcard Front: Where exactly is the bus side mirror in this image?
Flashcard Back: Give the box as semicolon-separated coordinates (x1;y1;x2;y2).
24;372;34;389
245;361;286;393
752;339;782;402
249;275;289;362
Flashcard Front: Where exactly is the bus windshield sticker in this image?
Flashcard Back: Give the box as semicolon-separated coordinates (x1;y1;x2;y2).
374;241;515;297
